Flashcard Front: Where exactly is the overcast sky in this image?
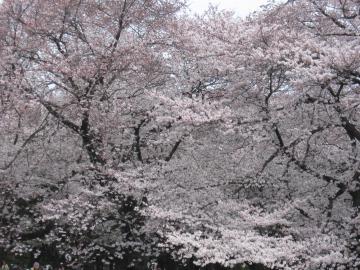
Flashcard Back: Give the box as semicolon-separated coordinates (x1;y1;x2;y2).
189;0;272;17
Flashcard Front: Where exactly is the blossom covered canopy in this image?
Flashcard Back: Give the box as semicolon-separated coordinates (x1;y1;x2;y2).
0;0;359;270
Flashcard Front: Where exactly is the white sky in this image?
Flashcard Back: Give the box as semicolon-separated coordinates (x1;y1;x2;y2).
0;0;272;17
189;0;272;17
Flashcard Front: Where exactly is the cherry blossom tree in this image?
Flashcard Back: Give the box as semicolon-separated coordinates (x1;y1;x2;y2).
0;0;190;266
141;1;360;269
1;0;360;270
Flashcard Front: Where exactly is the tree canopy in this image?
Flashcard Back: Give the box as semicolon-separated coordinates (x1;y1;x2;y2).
0;0;359;269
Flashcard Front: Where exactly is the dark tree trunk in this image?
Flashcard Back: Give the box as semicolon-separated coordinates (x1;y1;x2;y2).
80;112;105;166
96;256;103;270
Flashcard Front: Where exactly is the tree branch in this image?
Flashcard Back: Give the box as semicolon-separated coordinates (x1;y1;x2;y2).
165;139;182;162
1;113;49;170
40;99;80;134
